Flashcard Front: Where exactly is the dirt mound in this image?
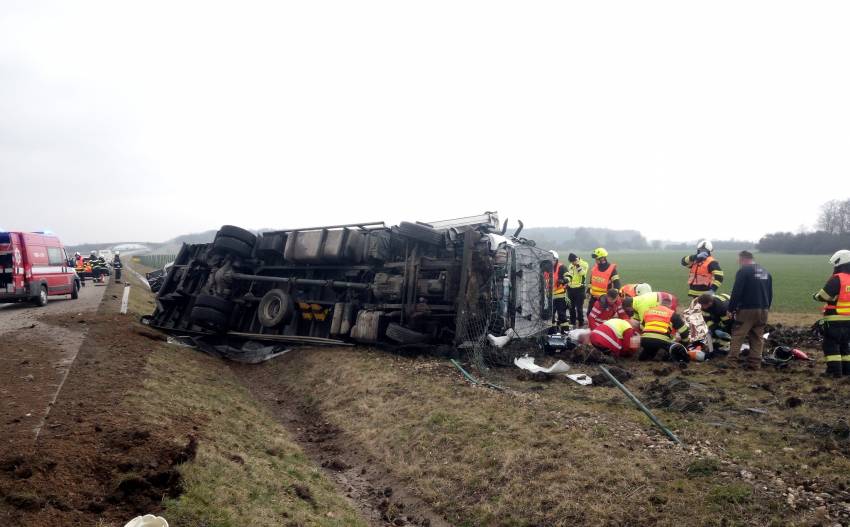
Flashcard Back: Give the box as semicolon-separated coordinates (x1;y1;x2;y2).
642;377;726;413
591;366;633;387
766;323;820;349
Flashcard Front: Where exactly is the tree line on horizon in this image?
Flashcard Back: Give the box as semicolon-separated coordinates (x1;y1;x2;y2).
756;198;850;254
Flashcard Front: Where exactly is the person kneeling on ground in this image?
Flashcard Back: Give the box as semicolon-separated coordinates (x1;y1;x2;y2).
696;292;733;352
638;304;689;361
589;318;641;358
587;289;630;330
620;283;652;299
631;291;678;322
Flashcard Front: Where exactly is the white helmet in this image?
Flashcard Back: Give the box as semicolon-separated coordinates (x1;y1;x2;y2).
697;240;713;252
549;250;559;260
115;251;120;255
829;250;850;267
635;283;652;296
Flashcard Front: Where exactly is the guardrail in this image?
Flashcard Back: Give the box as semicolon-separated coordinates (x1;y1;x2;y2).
134;254;176;268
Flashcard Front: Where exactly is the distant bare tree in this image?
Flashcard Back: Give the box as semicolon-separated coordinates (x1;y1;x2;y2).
818;199;850;234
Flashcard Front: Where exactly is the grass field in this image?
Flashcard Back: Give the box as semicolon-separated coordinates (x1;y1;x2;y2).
553;250;833;314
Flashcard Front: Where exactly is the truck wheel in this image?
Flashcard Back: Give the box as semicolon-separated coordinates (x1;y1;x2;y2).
33;285;48;307
212;236;254;259
71;281;79;299
216;225;257;246
397;222;444;246
194;294;234;314
385;323;427;344
190;306;230;330
257;289;294;328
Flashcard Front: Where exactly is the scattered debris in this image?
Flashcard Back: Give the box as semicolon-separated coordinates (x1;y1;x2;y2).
566;373;593;386
513;355;570;374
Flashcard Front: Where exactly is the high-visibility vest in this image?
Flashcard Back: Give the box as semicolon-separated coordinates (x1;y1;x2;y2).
552;262;566;297
632;292;659;321
568;258;588;288
589;262;616;298
605;318;633;338
823;273;850;321
688;256;716;288
620;284;638;298
642;305;674;337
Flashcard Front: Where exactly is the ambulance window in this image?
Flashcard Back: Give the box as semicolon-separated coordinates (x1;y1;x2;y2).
47;247;64;266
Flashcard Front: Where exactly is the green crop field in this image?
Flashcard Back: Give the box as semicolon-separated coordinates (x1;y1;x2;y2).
555;250;833;314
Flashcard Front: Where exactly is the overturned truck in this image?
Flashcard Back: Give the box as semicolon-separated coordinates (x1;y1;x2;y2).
145;213;554;353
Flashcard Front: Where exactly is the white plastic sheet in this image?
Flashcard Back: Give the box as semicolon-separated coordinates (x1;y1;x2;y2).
514;355;571;374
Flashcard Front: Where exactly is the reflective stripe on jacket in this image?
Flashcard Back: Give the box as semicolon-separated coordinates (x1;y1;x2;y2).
642;305;674;339
568;258;589;288
589;263;616;298
823;272;850;321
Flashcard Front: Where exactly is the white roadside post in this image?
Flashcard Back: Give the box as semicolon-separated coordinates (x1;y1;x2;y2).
120;285;131;314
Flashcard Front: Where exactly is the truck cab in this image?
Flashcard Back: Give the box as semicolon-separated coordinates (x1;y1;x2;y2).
0;231;79;306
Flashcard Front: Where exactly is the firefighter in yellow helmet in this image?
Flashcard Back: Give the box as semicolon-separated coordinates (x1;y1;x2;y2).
587;248;620;318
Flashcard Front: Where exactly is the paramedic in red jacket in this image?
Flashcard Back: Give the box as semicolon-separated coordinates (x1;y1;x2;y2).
589;318;641;358
587;289;630;330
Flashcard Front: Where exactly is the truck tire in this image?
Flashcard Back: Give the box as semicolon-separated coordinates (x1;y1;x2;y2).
216;225;257;247
194;294;234;314
212;236;254;259
33;285;48;307
397;222;443;246
257;289;294;328
71;280;79;299
385;323;427;344
190;306;230;330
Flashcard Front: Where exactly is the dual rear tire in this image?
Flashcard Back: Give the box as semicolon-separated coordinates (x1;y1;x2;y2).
213;225;257;259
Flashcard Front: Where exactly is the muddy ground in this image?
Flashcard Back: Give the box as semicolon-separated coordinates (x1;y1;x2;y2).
0;279;197;526
3;273;849;525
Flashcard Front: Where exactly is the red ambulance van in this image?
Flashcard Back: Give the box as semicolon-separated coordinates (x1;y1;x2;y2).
0;231;79;306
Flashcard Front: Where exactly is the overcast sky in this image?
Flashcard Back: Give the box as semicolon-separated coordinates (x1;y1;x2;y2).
1;1;848;245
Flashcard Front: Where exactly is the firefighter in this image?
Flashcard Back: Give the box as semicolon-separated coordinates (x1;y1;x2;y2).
589;318;641;358
566;253;589;327
549;251;570;332
587;248;620;317
587;289;630;330
113;251;123;281
681;240;724;298
89;251;108;282
696;293;732;352
74;252;83;267
620;283;652;298
638;304;690;361
813;250;850;377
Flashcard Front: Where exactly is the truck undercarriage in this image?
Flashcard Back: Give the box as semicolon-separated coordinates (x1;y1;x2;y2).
145;213;554;353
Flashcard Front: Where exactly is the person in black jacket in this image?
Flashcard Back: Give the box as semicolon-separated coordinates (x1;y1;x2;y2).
727;251;773;369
